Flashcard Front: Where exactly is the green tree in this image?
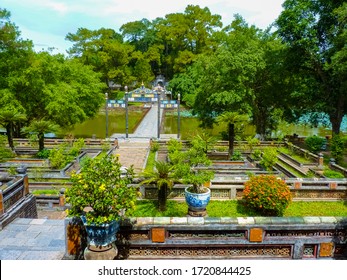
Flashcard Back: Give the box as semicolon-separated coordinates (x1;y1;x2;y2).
276;0;347;135
183;16;287;139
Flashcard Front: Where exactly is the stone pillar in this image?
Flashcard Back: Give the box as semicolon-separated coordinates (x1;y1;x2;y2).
293;240;304;259
59;188;65;207
318;153;324;167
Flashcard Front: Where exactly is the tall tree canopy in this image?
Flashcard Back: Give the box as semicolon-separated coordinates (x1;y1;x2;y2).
170;16;288;138
276;0;347;135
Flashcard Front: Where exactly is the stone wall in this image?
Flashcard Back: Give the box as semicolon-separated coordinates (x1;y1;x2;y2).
0;174;38;229
65;216;347;260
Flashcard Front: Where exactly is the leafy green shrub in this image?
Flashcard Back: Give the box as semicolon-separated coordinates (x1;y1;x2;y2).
49;146;72;169
251;149;262;161
69;138;85;157
330;134;345;164
323;169;345;179
65;154;140;225
150;141;160;152
243;175;292;216
36;148;50;159
260;147;278;171
305;135;325;154
230;151;243;161
246;136;260;153
0;135;15;162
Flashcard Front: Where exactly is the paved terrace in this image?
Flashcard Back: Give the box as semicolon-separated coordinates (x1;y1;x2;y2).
0;104;178;260
0;218;65;260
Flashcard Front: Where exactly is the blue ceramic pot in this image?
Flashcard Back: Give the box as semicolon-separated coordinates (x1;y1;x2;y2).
184;186;211;212
81;216;120;247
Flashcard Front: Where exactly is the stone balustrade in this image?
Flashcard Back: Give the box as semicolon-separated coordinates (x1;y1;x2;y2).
0;173;37;229
64;216;347;259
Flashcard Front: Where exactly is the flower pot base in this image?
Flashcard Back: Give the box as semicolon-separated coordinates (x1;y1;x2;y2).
84;244;118;260
187;209;208;217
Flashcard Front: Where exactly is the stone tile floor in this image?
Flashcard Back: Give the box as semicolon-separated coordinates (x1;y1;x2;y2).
0;218;66;260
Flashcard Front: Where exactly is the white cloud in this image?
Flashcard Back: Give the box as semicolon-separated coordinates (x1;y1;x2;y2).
3;0;285;54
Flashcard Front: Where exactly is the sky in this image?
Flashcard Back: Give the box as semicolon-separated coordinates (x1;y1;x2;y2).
2;0;285;54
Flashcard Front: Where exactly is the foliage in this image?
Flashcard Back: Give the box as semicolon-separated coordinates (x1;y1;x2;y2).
69;138;85;157
36;148;50;159
48;146;69;169
242;175;292;216
304;135;325;154
246;136;260;153
167;138;214;193
140;160;174;211
150;141;160;152
330;134;345;163
48;140;85;169
276;0;347;135
22;120;60;151
259;147;278;171
65;154;140;225
323;169;345;179
230;151;243;161
0;135;15;162
188;131;217;154
251;149;262;161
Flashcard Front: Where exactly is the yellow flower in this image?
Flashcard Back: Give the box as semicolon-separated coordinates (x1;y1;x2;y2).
99;184;106;191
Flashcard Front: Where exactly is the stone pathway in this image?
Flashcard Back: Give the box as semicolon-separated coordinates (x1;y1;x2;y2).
113;139;149;173
0;218;65;260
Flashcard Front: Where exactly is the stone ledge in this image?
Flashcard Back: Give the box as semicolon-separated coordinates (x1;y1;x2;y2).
116;216;347;226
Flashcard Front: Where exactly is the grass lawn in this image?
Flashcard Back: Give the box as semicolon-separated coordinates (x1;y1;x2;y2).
131;200;347;217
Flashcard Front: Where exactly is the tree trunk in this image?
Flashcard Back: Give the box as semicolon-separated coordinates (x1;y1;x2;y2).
158;184;168;212
228;122;234;159
330;113;343;136
38;132;45;151
5;123;14;150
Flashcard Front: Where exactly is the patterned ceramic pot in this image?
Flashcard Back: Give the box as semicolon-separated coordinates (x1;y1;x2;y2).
184;186;211;212
81;216;120;247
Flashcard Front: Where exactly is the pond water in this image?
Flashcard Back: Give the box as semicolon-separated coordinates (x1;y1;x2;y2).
4;107;342;140
58;109;145;138
163;110;335;139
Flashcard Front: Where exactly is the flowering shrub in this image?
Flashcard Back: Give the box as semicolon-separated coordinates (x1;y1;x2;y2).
242;175;292;216
65;154;140;225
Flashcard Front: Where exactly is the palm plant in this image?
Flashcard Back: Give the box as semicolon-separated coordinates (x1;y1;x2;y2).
22;120;59;151
140;160;174;212
0;110;26;150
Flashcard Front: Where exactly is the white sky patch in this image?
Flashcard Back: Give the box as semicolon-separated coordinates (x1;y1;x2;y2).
2;0;285;54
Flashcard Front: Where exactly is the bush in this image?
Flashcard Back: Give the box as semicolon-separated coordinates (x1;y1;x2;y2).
230;151;243;161
260;147;278;171
323;169;345;179
305;135;325;154
251;149;262;161
0;135;15;162
242;175;292;216
330;134;345;164
36;148;50;159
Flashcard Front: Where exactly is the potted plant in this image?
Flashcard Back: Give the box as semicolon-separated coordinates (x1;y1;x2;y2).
183;168;214;216
168;137;215;216
65;154;139;247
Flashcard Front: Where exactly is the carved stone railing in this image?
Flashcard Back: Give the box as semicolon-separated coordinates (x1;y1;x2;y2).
64;216;347;260
0;173;37;229
140;178;347;201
